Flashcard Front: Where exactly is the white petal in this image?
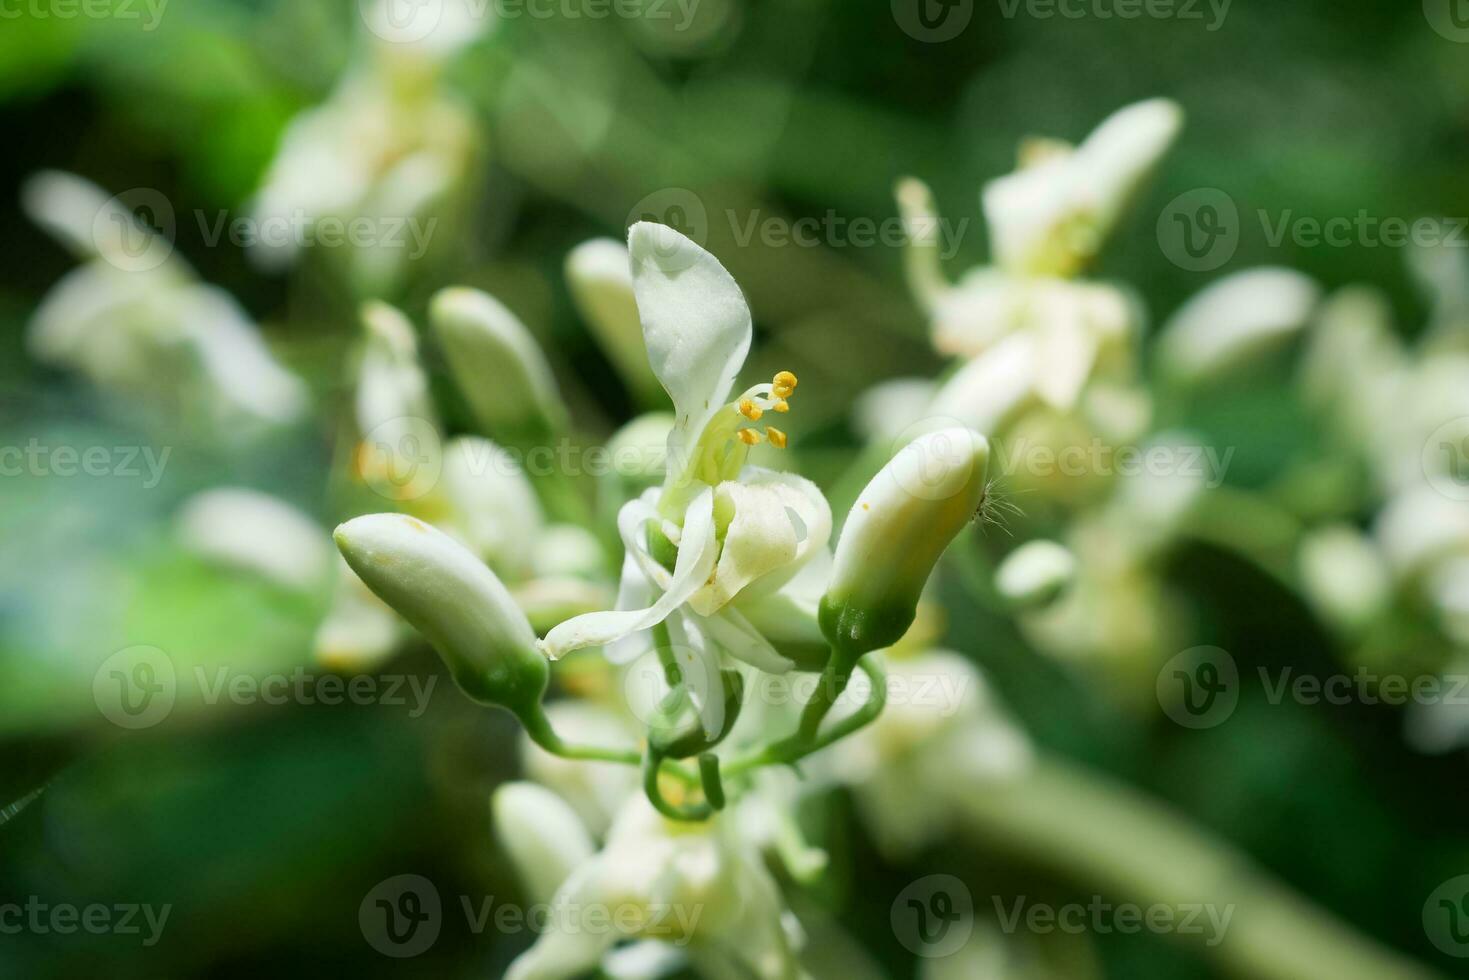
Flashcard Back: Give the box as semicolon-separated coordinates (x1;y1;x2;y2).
493;781;596;906
1156;267;1322;384
176;488;330;592
628;222;752;467
688;469;830;615
181;286;310;425
927;331;1039;436
692;607;793;674
505;863;620;980
540;488;717;658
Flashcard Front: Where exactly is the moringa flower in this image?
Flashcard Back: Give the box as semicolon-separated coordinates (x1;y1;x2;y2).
504;796;804;980
541;226;831;733
24;171;309;431
995;539;1077;610
493;781;596;906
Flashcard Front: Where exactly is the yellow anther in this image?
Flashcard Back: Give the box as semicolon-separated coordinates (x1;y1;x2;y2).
739;397;763;420
772;399;790;413
738;428;762;446
765;427;788;449
772;370;798;398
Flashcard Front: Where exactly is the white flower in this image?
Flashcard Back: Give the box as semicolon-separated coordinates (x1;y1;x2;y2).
1156;267;1322;385
176;488;331;593
24;172;308;430
505;796;806;980
247;28;481;293
493;781;596;906
539;225;831;735
1297;526;1391;636
981;98;1183;279
995;540;1076;609
314;557;403;672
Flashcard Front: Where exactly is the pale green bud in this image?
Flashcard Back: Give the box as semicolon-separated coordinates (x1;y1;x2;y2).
334;513;547;711
822;428;989;656
430;287;568;440
565;238;663;404
492;781;595;905
995;540;1076;609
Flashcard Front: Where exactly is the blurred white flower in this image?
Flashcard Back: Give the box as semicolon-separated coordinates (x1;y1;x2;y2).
830;651;1031;857
248;12;485;293
176;488;331;593
494;780;597;906
1156;267;1322;385
505;795;805;980
24;172;308;430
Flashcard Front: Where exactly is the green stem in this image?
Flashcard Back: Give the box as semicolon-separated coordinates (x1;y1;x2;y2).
953;756;1441;980
642;748;713;822
727;658;887;776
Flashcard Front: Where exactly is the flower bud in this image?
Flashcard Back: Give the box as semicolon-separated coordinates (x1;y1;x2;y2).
334;513;548;711
430;287;568;440
1156;268;1321;385
822;428;989;656
492;781;595;906
995;540;1076;609
565;239;663;404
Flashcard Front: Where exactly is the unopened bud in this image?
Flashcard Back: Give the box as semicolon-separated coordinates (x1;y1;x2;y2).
334;513;547;711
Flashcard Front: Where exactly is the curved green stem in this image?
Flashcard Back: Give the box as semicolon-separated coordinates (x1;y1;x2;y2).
642;748;713;822
727;658;887;776
953;756;1440;980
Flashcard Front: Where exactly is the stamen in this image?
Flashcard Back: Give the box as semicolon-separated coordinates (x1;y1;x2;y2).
765;427;788;449
738;397;763;420
737;429;762;446
772;400;790;413
772;370;798;399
